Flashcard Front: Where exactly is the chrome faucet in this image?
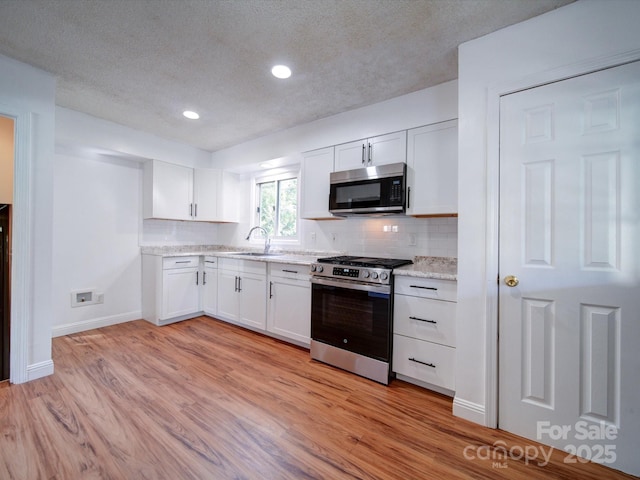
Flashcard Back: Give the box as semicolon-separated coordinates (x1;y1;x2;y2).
245;226;271;254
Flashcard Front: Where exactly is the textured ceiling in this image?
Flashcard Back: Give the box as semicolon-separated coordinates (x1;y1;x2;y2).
0;0;573;153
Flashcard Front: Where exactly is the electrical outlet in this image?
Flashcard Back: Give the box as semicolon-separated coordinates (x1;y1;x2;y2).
408;233;417;246
331;232;337;242
310;232;316;243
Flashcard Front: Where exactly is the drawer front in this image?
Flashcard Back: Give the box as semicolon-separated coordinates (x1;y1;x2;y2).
219;257;240;271
204;256;218;267
163;256;200;270
394;276;457;302
394;295;456;347
269;263;310;281
392;335;455;390
239;259;267;276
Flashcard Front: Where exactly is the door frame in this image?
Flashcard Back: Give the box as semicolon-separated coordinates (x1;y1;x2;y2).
484;49;640;428
1;104;34;384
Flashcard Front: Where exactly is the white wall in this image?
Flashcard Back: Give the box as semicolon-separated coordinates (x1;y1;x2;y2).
53;108;219;336
52;151;142;336
0;54;55;380
214;80;459;258
456;0;640;426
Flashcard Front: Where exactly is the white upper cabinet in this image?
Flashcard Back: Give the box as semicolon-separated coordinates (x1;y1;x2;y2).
192;168;219;221
143;160;193;220
335;131;407;172
143;160;238;222
301;146;335;220
406;120;458;216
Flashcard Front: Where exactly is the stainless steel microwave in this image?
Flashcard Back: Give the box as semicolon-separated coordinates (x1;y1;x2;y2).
329;162;406;216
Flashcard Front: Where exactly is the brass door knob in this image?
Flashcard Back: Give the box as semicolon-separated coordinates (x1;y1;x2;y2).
504;275;519;287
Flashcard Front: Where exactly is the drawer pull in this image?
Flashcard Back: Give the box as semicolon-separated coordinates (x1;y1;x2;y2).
409;358;435;368
409;316;437;324
205;260;216;264
282;269;298;274
175;260;191;264
410;285;437;291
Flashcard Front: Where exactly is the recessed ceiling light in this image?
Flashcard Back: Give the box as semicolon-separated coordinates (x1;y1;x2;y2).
183;110;200;120
271;65;291;79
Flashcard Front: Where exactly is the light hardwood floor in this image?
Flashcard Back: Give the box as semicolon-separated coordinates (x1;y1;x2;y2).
0;316;636;479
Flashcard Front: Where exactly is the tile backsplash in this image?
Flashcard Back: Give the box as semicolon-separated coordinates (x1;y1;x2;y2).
141;216;457;259
309;216;458;258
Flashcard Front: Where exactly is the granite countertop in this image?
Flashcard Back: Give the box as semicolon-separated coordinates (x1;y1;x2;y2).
393;256;457;281
140;245;329;266
141;246;457;280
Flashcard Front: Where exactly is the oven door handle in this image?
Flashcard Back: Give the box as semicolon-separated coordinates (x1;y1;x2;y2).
311;276;390;295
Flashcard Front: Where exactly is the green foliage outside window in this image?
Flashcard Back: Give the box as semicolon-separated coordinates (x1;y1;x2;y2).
256;176;297;239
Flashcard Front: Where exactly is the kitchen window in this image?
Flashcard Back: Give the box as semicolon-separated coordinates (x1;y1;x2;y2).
254;170;299;242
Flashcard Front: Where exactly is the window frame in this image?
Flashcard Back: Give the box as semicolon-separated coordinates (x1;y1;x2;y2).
251;167;300;245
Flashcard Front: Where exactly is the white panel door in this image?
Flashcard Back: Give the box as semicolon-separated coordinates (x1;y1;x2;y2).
406;120;457;216
301;146;334;219
267;277;311;345
238;273;266;330
193;168;220;221
150;160;193;220
368;130;407;167
216;269;239;321
161;268;199;319
335;139;367;171
499;61;640;475
202;266;218;315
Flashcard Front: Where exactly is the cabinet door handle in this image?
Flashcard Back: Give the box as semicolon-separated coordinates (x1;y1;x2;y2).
409;358;435;368
269;281;273;299
407;186;411;209
238;276;242;292
361;144;366;164
196;271;199;285
368;142;372;164
203;271;206;285
234;276;238;292
282;269;298;274
410;285;437;291
194;203;198;217
190;203;193;217
409;316;437;324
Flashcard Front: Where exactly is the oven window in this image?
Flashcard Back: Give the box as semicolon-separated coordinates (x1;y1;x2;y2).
311;283;391;361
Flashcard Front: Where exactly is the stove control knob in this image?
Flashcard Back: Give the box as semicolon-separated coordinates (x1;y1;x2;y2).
380;272;389;281
310;265;316;272
316;265;324;273
362;271;370;278
371;272;379;280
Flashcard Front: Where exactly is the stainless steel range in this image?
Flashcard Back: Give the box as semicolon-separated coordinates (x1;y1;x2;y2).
309;255;412;384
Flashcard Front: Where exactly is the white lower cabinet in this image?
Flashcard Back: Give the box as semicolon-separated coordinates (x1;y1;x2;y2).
267;263;311;346
216;258;267;330
202;256;218;316
392;276;457;394
142;254;312;348
142;255;202;326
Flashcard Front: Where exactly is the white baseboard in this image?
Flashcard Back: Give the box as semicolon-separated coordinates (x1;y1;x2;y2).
52;310;142;337
27;359;54;381
453;396;487;426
